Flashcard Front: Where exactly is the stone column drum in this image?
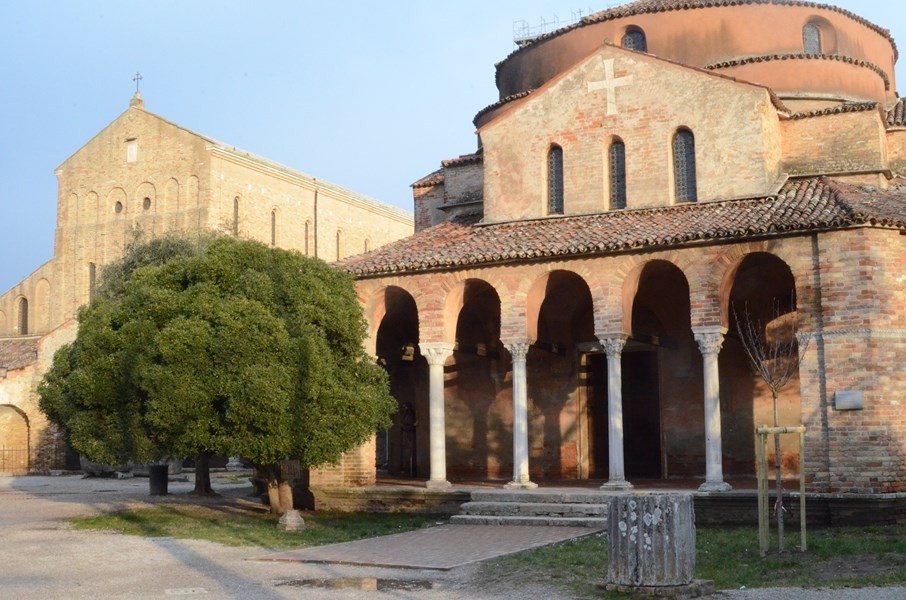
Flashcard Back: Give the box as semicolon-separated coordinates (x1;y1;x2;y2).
607;493;697;591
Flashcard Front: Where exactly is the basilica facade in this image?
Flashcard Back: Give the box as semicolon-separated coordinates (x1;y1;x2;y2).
0;94;413;474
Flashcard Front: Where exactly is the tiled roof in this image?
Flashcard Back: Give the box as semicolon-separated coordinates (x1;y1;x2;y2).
501;1;896;64
787;102;879;120
0;338;39;371
887;99;906;127
442;153;483;168
705;54;891;91
411;169;444;189
474;91;535;126
343;177;906;277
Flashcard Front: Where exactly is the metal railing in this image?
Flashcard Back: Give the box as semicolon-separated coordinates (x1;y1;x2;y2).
0;447;29;475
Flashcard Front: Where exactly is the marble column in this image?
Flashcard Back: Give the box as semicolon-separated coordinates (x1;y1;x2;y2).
505;341;537;489
693;327;732;492
419;342;455;490
600;335;633;490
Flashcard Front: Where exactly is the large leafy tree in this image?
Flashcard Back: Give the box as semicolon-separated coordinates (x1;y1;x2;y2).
40;236;395;512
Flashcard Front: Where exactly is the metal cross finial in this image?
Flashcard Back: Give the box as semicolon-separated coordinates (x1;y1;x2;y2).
133;72;143;93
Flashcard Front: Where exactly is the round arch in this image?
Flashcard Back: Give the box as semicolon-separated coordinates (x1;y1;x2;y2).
0;404;30;475
526;269;595;345
443;278;502;344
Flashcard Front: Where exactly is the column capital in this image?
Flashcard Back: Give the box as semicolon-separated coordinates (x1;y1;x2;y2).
693;326;727;356
504;339;533;360
597;333;628;358
419;342;454;366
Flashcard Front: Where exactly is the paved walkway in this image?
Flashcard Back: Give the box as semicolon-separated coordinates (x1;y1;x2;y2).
257;525;596;570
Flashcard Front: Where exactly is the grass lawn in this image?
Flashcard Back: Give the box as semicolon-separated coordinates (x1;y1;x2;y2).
71;504;445;550
479;525;906;599
72;505;906;598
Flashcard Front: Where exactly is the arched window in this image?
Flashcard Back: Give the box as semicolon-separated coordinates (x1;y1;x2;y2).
609;139;627;210
622;27;647;52
364;238;371;253
672;128;698;203
335;230;343;261
270;210;277;246
89;262;97;301
803;22;822;54
548;145;564;215
17;298;28;335
233;197;240;237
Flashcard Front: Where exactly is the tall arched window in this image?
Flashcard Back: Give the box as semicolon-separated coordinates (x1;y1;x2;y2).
270;210;277;246
803;22;822;54
672;128;698;203
622;27;647;52
17;298;28;335
548;144;564;215
335;230;343;261
89;262;97;301
233;197;240;237
364;238;371;253
609;139;627;210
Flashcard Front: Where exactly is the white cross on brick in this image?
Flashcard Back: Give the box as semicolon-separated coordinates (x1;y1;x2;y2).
587;58;634;116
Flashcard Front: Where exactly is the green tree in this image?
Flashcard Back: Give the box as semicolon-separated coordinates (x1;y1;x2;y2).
40;236;396;513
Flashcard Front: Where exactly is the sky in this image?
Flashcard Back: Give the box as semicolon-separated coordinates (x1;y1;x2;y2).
0;0;903;294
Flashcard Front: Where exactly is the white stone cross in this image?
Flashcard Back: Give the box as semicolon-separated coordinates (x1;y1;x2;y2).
587;58;634;116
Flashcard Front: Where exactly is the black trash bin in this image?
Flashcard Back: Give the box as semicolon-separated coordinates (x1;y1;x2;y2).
149;464;169;495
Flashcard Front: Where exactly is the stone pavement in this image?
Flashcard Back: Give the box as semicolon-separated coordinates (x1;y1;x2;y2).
256;524;597;570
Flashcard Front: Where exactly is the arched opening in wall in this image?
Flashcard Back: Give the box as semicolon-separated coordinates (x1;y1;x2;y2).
233;197;240;238
16;298;28;336
527;271;596;479
0;405;30;475
626;260;695;480
447;279;505;479
375;287;423;477
547;144;564;215
335;230;343;261
89;263;97;302
364;239;371;253
723;252;800;480
304;220;313;256
803;17;836;55
621;26;647;52
270;210;277;247
672;128;697;203
609;137;627;210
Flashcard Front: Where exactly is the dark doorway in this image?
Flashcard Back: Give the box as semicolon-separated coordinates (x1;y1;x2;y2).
586;353;609;479
622;350;662;479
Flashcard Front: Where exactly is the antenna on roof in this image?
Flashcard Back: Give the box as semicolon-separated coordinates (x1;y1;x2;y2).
513;7;599;47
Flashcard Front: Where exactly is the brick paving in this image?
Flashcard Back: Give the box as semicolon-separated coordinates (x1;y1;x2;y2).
255;524;597;570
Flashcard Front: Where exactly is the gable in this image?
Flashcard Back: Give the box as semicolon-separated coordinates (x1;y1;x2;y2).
479;44;784;222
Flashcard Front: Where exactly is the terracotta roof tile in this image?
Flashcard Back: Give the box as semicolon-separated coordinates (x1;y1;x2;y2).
705;54;890;91
0;338;39;371
441;153;483;168
343;177;906;277
787;101;879;120
501;1;896;64
887;99;906;127
411;169;444;189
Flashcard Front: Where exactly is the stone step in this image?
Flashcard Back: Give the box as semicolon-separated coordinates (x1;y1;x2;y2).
469;490;613;504
451;514;608;528
459;501;608;518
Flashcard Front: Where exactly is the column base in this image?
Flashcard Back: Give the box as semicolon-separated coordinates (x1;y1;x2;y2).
504;480;538;490
698;480;732;493
600;479;633;491
425;479;452;490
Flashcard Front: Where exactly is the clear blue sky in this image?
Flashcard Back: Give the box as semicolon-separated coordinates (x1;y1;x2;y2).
0;1;902;294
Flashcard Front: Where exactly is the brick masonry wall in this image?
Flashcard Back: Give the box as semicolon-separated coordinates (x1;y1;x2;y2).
781;110;887;176
481;45;782;223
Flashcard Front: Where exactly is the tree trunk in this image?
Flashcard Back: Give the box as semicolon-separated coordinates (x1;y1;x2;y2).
773;389;785;552
266;479;295;515
193;451;214;495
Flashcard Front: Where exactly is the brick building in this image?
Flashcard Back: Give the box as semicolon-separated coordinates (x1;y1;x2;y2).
0;94;413;474
343;0;906;495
